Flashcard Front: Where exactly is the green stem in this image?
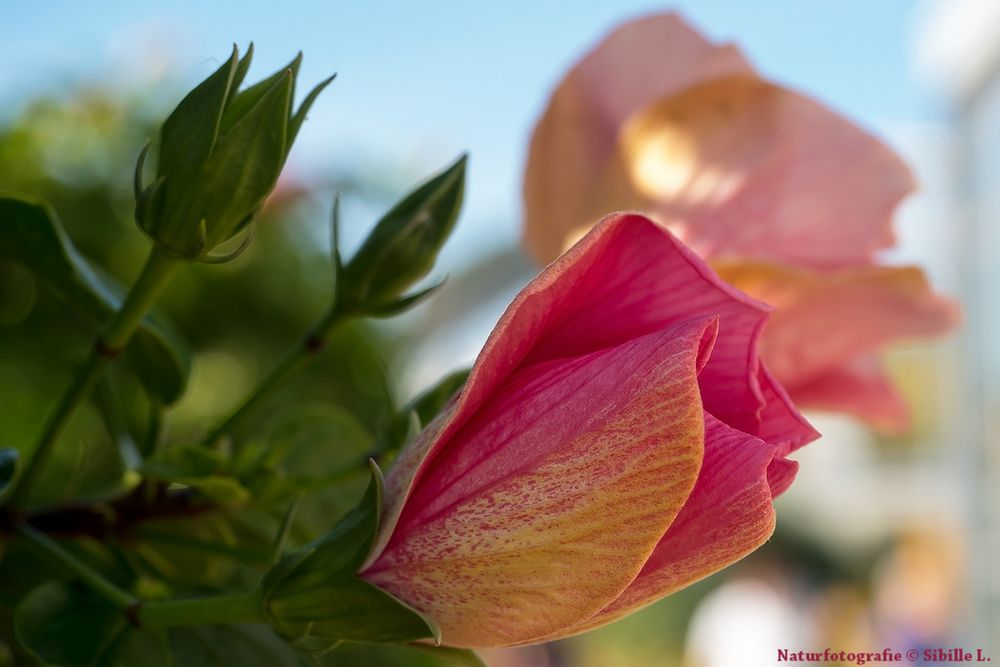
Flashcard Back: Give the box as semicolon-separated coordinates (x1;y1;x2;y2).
203;305;350;447
16;524;138;611
136;591;264;628
9;246;180;507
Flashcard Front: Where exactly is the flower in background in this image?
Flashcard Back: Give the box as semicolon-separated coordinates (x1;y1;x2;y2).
523;12;959;431
358;213;819;647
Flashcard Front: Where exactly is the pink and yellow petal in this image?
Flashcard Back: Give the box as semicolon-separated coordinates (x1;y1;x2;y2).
539;413;791;641
363;320;716;647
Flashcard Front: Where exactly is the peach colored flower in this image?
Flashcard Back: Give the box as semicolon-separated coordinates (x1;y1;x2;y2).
360;214;818;648
522;12;958;430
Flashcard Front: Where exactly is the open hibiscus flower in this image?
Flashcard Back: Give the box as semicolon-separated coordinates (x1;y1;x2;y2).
523;12;959;431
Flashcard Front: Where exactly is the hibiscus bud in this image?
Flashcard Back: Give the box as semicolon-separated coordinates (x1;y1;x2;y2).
338;155;466;312
351;214;819;648
135;44;334;259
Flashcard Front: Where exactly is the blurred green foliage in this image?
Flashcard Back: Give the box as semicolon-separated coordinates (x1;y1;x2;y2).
0;82;453;665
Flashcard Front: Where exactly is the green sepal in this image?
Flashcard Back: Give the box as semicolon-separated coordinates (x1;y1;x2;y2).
158;45;238;177
364;279;446;318
261;462;439;649
0;195;191;404
0;447;19;503
289;73;337;148
341;155;466;307
221;52;301;134
195;69;292;249
381;368;469;453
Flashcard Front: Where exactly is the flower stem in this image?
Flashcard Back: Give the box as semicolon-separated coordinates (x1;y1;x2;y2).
9;245;180;507
135;591;264;628
203;305;350;448
16;524;138;611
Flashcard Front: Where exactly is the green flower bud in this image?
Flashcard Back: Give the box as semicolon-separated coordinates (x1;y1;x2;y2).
339;155;466;310
135;44;334;259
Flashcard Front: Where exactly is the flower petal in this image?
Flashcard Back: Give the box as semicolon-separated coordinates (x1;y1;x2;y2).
363;319;715;647
523;12;753;263
715;261;960;389
783;357;911;433
613;76;914;267
538;412;790;640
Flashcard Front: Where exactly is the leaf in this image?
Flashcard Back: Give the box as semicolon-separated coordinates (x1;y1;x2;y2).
169;625;303;667
13;582;164;667
0;446;19;503
0;195;191;404
14;582;311;667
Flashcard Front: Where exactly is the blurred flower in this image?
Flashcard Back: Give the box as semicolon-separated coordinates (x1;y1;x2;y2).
522;12;958;431
359;213;818;648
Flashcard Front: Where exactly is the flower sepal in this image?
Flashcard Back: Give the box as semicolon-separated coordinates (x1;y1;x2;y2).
260;461;440;654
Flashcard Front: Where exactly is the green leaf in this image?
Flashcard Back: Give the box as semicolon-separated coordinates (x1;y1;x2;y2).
0;446;19;503
14;583;312;667
169;625;303;667
13;582;164;667
0;195;191;404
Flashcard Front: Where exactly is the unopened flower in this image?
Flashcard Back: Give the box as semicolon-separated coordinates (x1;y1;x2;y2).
354;213;818;647
135;45;333;259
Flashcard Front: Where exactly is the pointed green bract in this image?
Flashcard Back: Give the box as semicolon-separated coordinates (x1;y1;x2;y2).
158;46;238;178
340;155;466;309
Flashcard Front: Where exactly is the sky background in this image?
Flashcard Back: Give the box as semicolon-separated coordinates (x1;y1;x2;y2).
1;0;942;253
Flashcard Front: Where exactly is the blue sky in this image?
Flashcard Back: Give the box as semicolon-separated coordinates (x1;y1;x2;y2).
1;0;935;258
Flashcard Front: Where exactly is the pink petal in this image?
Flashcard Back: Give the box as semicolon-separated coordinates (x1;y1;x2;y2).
364;319;714;647
523;12;752;263
523;12;914;269
715;262;961;389
784;357;911;434
532;412;792;640
616;76;913;267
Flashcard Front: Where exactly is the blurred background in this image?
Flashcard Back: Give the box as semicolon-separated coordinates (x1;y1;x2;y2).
0;0;995;665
